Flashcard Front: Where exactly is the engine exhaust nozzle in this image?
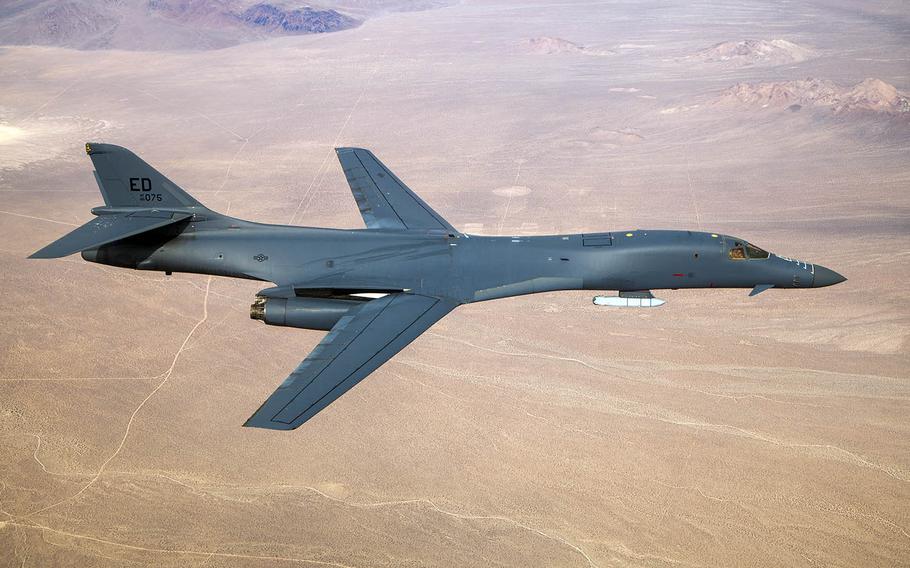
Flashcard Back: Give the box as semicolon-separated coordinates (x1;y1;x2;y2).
250;296;267;321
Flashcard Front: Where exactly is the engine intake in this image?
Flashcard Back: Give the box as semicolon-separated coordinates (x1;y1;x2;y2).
250;296;362;331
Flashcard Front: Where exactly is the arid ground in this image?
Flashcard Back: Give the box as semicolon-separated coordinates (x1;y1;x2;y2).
1;0;908;566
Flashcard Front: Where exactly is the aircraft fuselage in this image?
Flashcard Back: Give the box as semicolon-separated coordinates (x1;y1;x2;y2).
81;220;838;303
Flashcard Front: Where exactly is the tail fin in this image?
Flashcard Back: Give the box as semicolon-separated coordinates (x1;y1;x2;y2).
30;142;210;259
85;142;204;209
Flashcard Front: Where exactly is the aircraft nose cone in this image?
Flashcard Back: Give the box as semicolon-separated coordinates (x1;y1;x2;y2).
813;265;846;288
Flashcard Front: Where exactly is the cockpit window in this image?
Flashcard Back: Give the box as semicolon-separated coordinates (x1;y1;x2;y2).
729;240;770;260
746;243;770;259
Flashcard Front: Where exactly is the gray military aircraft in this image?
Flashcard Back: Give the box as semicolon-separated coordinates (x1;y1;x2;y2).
31;143;846;430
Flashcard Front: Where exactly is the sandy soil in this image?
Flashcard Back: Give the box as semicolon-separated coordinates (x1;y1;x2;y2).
1;0;908;566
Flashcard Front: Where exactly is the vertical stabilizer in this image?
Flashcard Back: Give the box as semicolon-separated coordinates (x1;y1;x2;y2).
85;142;204;209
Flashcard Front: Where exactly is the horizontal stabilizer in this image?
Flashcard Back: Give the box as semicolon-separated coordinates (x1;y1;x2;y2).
29;211;191;259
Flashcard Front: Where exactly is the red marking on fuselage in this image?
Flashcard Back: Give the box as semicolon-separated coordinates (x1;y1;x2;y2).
673;273;684;277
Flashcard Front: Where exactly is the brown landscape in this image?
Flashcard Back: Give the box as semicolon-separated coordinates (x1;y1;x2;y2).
1;0;909;566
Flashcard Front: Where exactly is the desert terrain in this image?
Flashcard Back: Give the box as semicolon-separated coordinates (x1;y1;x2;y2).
1;0;909;566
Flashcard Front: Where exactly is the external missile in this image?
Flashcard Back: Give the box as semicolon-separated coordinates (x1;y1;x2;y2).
593;290;665;308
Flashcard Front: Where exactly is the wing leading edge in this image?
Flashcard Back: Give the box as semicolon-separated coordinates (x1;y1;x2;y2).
335;147;457;233
244;293;457;430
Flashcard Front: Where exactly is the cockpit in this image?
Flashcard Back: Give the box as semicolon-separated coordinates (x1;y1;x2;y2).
728;240;770;260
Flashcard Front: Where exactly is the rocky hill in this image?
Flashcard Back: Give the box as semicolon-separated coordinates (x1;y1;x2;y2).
718;78;910;114
0;0;360;50
690;39;815;66
525;36;613;57
237;3;356;33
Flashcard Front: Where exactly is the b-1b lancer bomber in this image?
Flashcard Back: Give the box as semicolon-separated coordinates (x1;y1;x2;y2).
31;143;846;430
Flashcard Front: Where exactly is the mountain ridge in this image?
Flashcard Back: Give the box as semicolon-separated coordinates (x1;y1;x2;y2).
0;0;361;50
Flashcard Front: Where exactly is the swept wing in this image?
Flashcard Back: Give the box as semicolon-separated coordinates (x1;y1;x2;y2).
335;147;457;232
244;292;457;430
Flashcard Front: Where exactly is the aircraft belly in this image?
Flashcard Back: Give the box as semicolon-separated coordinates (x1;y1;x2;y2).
472;277;584;302
270;243;454;296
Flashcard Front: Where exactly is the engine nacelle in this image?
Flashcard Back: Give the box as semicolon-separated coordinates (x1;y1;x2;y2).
250;296;362;331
